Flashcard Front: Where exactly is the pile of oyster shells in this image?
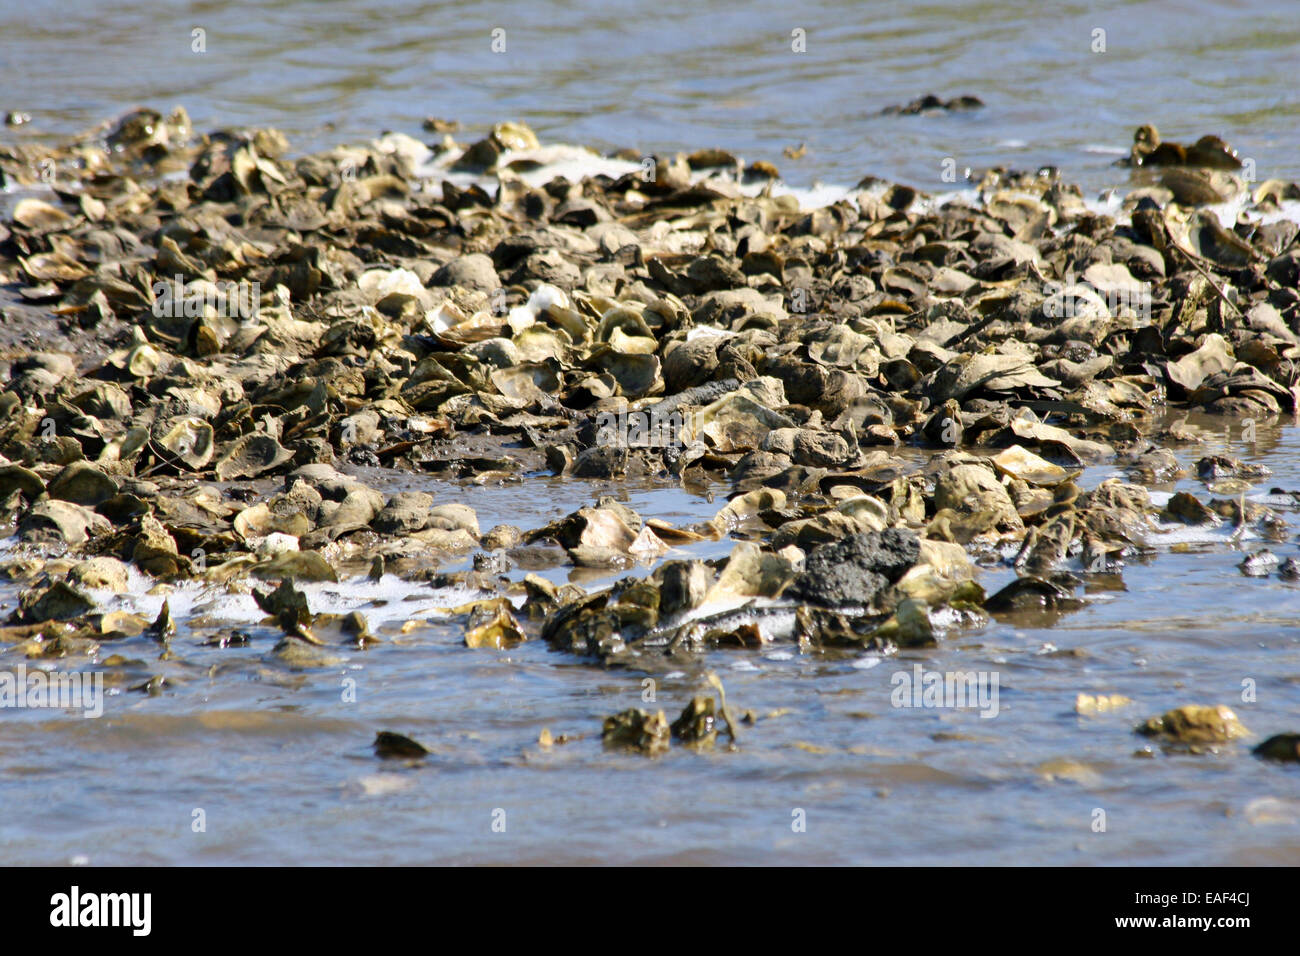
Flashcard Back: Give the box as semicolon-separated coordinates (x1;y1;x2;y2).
3;110;1300;756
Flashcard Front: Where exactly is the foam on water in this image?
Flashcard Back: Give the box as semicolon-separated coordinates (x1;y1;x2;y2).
400;133;1300;234
1083;143;1129;157
73;567;503;634
495;146;643;188
405;132;870;214
1145;519;1255;549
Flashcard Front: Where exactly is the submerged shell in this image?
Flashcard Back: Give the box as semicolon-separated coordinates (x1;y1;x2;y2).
1137;705;1249;745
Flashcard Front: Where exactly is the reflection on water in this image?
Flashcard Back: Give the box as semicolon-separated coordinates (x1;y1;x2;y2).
2;418;1300;865
4;0;1300;193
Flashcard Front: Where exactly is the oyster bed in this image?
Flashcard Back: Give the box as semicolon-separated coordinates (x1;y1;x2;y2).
2;111;1300;863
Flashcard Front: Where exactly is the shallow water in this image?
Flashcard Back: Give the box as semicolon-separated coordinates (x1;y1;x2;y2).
2;414;1300;866
4;0;1300;194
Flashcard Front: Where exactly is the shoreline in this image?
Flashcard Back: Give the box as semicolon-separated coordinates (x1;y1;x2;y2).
1;108;1299;761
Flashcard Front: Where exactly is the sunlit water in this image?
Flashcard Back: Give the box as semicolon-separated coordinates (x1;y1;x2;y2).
1;417;1299;865
4;0;1300;194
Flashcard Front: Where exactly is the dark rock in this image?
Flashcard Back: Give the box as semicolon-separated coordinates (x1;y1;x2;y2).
1254;733;1300;762
374;731;430;758
787;529;920;607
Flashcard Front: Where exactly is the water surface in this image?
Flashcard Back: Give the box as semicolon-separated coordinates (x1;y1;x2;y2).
2;419;1299;865
4;0;1300;193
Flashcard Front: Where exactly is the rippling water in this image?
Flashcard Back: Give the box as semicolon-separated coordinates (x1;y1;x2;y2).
2;418;1300;865
4;0;1300;193
3;0;1300;866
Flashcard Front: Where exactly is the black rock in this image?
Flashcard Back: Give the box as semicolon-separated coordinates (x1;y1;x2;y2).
374;731;429;759
1254;733;1300;762
787;529;920;608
